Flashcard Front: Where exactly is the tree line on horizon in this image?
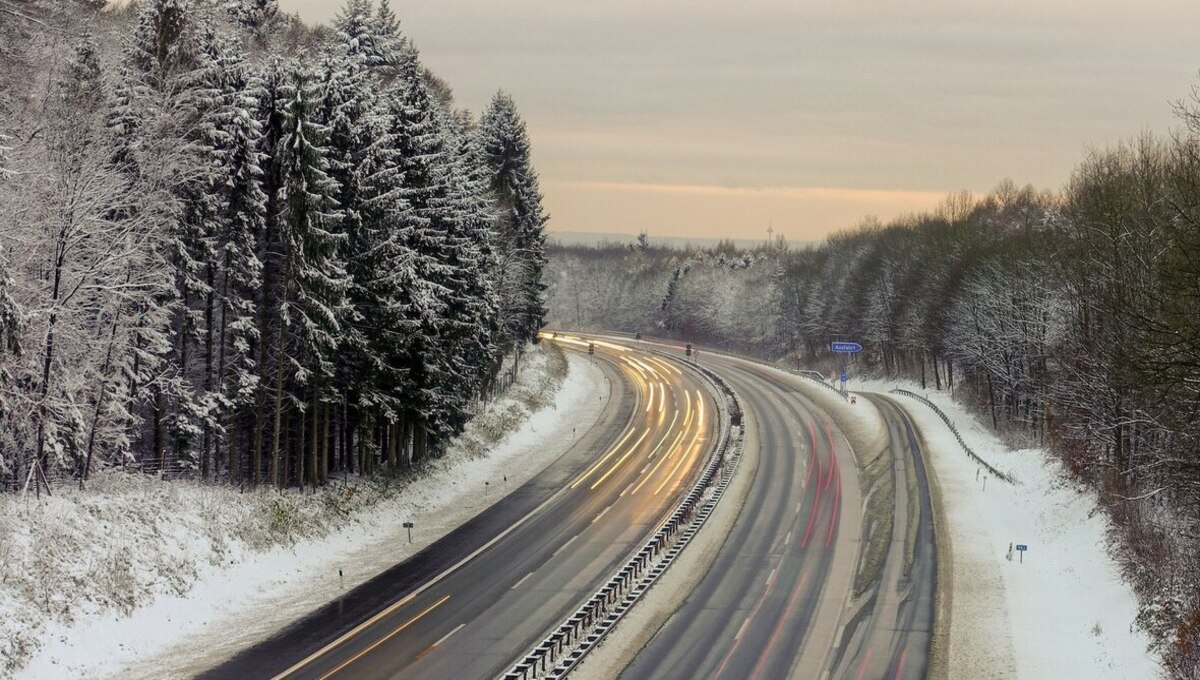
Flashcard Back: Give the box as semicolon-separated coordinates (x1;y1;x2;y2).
0;0;548;492
548;99;1200;676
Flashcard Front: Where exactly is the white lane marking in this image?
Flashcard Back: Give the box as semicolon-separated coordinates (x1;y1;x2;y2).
552;532;580;558
511;571;534;590
271;352;642;679
432;622;466;647
620;482;635;497
784;529;793;546
766;566;778;587
592;503;613;524
736;615;753;640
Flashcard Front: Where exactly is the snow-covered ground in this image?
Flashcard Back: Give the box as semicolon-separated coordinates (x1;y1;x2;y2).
2;344;607;680
844;376;1161;679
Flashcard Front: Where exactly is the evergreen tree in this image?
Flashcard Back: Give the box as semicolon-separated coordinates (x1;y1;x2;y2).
372;45;456;459
250;56;292;485
479;91;549;364
226;0;279;45
442;110;502;401
269;62;348;487
202;36;266;482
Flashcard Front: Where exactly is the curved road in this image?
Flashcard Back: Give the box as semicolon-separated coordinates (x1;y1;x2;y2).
618;345;935;680
200;340;719;680
829;395;936;680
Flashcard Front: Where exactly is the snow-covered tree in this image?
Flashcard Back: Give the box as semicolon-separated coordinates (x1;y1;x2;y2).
479;91;549;368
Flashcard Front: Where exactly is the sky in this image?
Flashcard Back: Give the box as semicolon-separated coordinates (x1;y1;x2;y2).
279;0;1200;242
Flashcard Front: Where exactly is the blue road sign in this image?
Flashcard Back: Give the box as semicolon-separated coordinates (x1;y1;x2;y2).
831;341;863;353
1016;544;1027;551
840;370;848;383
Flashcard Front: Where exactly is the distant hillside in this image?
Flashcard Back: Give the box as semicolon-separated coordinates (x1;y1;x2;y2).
548;230;820;251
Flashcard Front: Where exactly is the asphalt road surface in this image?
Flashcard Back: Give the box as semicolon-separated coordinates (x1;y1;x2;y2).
200;339;718;680
620;347;935;680
828;394;936;680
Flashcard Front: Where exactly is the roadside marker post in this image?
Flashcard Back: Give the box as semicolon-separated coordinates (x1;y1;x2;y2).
403;521;414;543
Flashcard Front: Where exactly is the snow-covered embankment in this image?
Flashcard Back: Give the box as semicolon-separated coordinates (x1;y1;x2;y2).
848;378;1159;679
3;343;606;680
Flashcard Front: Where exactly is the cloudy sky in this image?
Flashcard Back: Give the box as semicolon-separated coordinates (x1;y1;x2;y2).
279;0;1200;242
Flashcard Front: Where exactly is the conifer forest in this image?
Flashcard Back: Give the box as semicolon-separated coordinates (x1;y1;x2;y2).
0;0;549;493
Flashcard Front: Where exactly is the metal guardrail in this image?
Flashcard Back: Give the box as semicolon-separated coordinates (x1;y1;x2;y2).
496;351;745;680
786;368;850;401
889;389;1017;485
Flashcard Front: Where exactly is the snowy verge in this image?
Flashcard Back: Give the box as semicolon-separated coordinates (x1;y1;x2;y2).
4;343;608;680
847;376;1160;679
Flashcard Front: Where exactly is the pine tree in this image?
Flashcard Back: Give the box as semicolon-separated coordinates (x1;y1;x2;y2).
333;0;381;66
269;62;348;487
367;44;455;462
250;56;293;485
313;51;382;480
479;91;549;367
201;36;266;483
226;0;279;45
442;110;502;403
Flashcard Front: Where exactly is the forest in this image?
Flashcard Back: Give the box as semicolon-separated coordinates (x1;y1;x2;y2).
548;113;1200;676
0;1;548;493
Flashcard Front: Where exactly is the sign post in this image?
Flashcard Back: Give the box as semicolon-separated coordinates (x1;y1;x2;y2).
831;342;861;390
403;521;414;543
1016;544;1028;563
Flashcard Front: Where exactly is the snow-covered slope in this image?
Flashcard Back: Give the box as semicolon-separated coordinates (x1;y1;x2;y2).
3;345;606;680
847;377;1160;679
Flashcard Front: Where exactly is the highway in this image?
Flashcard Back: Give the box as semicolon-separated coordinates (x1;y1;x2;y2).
828;395;936;680
618;347;936;680
200;338;719;680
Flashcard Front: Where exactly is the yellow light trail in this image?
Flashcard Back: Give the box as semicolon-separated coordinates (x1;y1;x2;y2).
647;410;680;460
622;356;648;380
654;391;707;496
591;409;679;490
549;336;591;349
591;339;631;352
631;357;666;382
571;427;650;490
646;355;683;376
646;382;656;413
632;393;694;494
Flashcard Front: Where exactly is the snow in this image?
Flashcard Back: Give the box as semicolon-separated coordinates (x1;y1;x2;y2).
4;345;607;680
844;376;1161;679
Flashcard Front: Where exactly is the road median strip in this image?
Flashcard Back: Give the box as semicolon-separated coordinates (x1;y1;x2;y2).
495;350;745;680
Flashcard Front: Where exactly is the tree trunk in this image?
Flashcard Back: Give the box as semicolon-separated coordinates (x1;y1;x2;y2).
320;400;330;485
309;389;319;491
153;384;166;471
203;267;215;480
271;275;290;489
986;371;999;430
388;421;398;475
219;264;233;483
